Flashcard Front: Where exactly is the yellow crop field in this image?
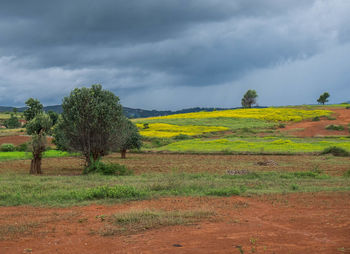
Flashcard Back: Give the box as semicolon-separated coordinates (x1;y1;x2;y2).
136;123;228;138
147;108;332;122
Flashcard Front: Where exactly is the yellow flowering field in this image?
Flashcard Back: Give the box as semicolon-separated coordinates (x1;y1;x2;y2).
147;108;332;122
136;123;228;138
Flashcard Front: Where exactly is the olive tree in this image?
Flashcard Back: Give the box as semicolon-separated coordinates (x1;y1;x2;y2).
115;117;142;159
24;98;43;121
241;90;258;108
317;92;330;105
56;84;123;166
26;113;52;174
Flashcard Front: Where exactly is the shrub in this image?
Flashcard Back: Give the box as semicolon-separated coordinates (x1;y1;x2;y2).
205;186;241;196
346;106;350;109
326;115;336;120
15;143;28;152
343;170;350;178
278;123;286;128
321;146;349;157
312;116;320;121
83;160;133;176
0;143;15;152
174;134;190;140
325;125;344;131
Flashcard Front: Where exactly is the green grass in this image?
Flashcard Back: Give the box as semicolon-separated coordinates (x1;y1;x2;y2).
134;117;277;132
0;150;78;161
99;209;214;236
0;171;349;206
154;137;350;154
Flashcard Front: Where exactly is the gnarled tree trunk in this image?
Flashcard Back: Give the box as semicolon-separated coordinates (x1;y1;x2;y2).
29;133;46;174
121;149;126;159
30;155;42;174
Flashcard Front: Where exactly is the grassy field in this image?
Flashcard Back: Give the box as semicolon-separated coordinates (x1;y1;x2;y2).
0;150;77;161
155;137;350;154
1;169;349;206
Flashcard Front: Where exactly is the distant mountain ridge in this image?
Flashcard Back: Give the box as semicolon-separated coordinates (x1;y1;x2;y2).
0;105;246;118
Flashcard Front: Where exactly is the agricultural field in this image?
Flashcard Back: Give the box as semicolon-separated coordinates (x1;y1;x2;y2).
1;105;350;253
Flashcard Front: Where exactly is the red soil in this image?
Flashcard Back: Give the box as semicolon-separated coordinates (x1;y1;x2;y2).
0;192;349;254
0;135;53;146
0;135;31;146
281;109;350;137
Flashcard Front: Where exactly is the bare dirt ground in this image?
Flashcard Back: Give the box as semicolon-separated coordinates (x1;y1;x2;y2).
281;108;350;137
1;153;349;176
0;135;31;146
0;135;53;146
0;192;349;254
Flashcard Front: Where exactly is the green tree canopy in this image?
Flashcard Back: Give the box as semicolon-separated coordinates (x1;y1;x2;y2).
115;117;142;159
317;92;330;105
24;98;43;121
241;89;258;108
4;114;21;129
56;84;124;166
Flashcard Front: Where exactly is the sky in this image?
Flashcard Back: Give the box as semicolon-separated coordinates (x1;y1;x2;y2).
0;0;349;110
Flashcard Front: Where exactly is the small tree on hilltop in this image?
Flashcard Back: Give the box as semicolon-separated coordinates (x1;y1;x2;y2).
24;98;43;121
115;117;142;159
317;92;330;105
241;89;258;108
56;84;123;167
26;113;52;174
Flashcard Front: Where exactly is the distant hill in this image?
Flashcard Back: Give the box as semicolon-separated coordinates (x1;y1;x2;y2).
0;105;241;118
0;104;271;118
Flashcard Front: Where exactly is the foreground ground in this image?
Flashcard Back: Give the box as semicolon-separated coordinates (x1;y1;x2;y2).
0;153;349;253
0;193;349;254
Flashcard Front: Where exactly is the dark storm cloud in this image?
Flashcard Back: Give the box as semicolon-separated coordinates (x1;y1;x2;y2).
0;0;349;108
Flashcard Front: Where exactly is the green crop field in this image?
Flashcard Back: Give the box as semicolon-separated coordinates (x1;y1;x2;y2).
0;150;78;161
154;137;350;154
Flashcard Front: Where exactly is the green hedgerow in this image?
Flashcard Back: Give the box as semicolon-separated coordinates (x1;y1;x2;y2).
321;146;349;157
0;143;15;152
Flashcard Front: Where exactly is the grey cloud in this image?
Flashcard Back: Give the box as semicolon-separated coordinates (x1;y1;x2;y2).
0;0;349;109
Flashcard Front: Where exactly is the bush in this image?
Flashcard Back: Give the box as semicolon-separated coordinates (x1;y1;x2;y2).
346;106;350;109
278;123;286;128
321;146;349;157
343;170;350;178
84;160;133;176
326;115;336;120
15;143;29;152
325;125;344;131
312;116;320;121
174;134;190;140
0;143;15;152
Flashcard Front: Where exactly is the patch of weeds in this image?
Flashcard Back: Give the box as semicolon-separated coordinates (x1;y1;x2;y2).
99;209;214;236
290;184;299;191
326;115;336;120
312;116;320;121
72;185;146;201
174;134;191;140
321;146;349;157
343;170;350;178
84;160;133;176
0;222;40;240
325;124;344;131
